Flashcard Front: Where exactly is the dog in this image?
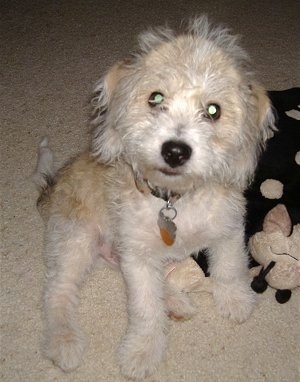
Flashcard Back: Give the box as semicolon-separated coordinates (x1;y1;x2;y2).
34;16;275;380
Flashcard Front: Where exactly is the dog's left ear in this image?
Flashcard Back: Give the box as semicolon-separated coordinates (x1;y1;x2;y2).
252;82;276;141
91;60;131;162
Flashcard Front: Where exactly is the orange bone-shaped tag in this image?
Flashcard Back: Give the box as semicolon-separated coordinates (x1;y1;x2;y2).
158;209;177;246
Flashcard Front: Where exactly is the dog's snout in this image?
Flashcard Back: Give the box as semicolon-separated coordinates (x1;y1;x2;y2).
161;140;192;168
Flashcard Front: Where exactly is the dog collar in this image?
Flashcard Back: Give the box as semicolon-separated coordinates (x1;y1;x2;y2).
134;174;180;246
134;174;181;203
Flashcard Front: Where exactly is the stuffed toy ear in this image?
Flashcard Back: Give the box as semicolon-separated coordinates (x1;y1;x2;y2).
91;60;131;162
252;82;276;141
263;204;292;236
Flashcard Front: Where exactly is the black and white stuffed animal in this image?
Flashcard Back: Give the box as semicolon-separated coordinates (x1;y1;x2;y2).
246;88;300;303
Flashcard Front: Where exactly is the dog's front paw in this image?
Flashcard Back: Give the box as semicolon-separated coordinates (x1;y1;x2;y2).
213;282;256;323
45;328;86;372
118;330;166;380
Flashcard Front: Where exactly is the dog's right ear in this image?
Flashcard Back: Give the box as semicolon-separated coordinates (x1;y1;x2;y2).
251;82;277;142
91;61;130;162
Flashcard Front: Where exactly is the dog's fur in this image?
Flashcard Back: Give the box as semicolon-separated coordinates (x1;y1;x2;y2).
34;17;275;380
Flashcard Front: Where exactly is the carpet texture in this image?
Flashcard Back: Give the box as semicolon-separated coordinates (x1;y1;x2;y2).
1;1;299;381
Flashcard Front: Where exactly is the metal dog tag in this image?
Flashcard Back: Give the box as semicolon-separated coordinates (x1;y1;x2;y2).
157;205;177;246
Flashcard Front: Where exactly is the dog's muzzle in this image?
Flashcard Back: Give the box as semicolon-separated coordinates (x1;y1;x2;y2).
161;140;192;168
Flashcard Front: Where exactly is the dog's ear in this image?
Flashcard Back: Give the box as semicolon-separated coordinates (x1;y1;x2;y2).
252;82;276;141
91;60;131;162
234;83;276;188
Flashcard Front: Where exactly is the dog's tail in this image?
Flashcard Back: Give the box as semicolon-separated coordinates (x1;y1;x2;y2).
33;137;56;220
33;137;56;191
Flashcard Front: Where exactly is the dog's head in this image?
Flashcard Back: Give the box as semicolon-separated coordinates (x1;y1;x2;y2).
91;16;275;193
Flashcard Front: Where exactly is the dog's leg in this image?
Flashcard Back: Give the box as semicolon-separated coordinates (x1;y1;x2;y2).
209;232;256;323
43;217;100;371
118;257;167;380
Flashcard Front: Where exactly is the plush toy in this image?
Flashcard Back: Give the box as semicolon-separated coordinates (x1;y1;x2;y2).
165;257;212;293
249;204;300;303
248;148;300;304
164;257;212;321
245;89;300;303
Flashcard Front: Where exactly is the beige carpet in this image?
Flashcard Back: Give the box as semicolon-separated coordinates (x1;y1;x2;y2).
1;1;299;381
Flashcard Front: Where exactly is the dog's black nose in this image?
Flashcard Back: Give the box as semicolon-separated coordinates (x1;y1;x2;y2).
161;140;192;168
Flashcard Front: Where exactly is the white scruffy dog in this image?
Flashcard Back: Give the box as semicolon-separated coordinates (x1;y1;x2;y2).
34;16;275;380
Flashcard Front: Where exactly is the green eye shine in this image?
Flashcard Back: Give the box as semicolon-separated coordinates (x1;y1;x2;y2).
206;103;221;120
148;92;164;107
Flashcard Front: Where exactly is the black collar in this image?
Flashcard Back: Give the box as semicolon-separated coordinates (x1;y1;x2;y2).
134;174;181;204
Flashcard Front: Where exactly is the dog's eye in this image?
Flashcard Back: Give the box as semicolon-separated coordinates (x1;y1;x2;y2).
205;103;221;120
148;92;164;107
